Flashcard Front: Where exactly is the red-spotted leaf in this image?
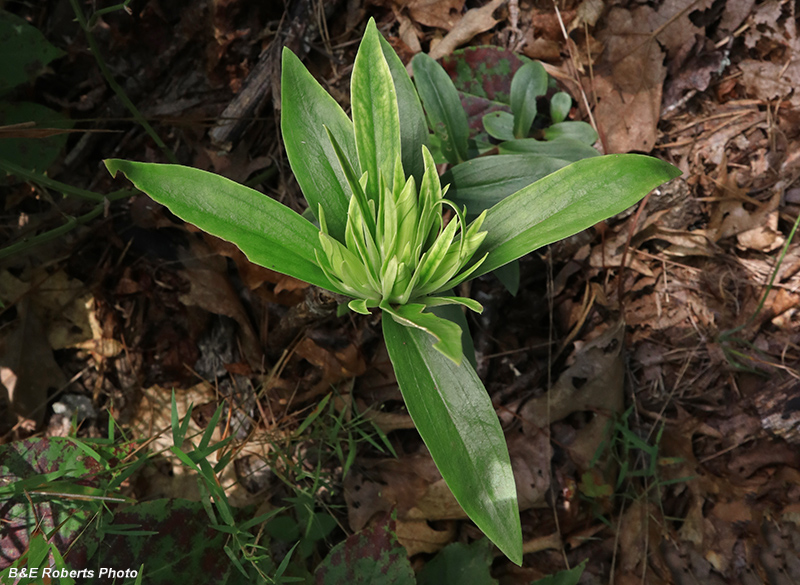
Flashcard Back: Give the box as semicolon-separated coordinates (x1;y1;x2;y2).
315;515;414;585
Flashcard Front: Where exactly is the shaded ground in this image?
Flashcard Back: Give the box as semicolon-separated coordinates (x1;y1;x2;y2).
1;0;800;583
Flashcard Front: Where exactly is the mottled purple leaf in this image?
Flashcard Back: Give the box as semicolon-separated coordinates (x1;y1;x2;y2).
70;499;249;585
315;515;414;585
439;47;530;136
0;438;132;569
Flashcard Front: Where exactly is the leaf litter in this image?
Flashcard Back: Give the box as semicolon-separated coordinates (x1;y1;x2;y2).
2;0;800;583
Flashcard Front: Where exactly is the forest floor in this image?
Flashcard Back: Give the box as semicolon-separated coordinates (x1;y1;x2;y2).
2;0;800;583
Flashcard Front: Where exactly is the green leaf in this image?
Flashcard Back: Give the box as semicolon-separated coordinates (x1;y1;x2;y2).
417;540;498;585
0;10;65;94
74;499;247;585
412;52;470;164
378;34;429;186
442;154;575;218
549;92;572;124
530;560;587;585
422;295;482;314
281;48;356;243
498;136;599;161
482;110;514;142
429;301;476;369
493;260;520;295
471;154;682;277
510;61;547;138
381;302;464;365
104;160;337;293
382;316;522;565
0;102;73;185
352;19;402;201
543;121;598;145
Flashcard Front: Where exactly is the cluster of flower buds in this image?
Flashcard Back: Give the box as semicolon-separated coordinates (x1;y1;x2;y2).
315;141;488;317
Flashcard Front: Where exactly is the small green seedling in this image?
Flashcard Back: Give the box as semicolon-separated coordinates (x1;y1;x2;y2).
104;19;680;564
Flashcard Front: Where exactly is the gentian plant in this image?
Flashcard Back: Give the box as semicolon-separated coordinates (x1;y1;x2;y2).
105;19;680;564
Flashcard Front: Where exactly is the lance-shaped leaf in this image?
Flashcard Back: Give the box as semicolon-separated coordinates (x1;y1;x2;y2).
510;61;547;138
326;126;376;237
378;34;429;186
104;160;337;293
471;154;682;277
381;302;463;364
412;52;470;164
281;48;356;243
429;301;477;369
498;136;599;161
352;19;402;202
443;154;574;218
382;316;522;565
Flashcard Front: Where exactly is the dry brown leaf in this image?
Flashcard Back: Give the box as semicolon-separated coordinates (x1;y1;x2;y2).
128;382;256;505
736;209;784;252
592;6;666;153
428;0;505;60
693;109;765;166
401;0;465;31
0;298;66;426
395;518;456;556
506;429;551;509
360;406;414;433
344;471;395;531
632;222;716;258
521;36;562;62
727;440;800;480
519;321;625;471
179;267;263;370
739;0;800;108
710;499;754;524
568;0;604;33
740;59;800;107
201;233;308;300
707;170;782;244
641;0;713;67
393;9;422;53
71;338;125;359
293;337;366;398
589;242;654;277
0;268;93;350
617;500;661;575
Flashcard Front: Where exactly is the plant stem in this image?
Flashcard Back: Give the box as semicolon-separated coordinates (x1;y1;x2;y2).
0;158;132;202
0;204;105;261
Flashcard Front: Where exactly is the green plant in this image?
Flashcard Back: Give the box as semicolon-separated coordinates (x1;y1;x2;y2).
412;52;598;164
104;19;680;563
411;48;600;293
0;417;151;584
717;211;800;373
314;515;587;585
580;406;691;527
